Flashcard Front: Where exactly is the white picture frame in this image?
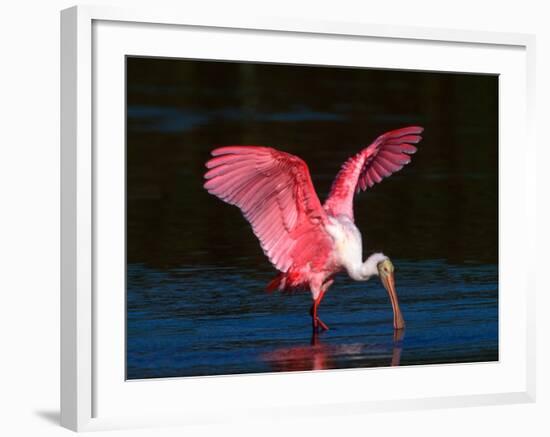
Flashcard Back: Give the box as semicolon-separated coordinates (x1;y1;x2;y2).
60;5;536;432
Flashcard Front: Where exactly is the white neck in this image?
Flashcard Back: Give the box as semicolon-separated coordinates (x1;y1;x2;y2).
324;215;388;282
348;252;388;281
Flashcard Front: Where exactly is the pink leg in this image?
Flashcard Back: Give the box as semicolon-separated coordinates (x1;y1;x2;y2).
315;290;329;331
310;299;325;331
310;303;329;331
310;280;333;332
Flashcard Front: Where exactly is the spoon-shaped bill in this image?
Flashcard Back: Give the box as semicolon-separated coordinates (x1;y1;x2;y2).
381;272;405;330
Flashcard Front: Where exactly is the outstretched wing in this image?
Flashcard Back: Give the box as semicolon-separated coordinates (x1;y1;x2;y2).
204;146;333;273
323;126;423;220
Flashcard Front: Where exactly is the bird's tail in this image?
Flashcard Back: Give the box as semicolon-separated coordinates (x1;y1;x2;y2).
266;273;284;292
266;271;307;293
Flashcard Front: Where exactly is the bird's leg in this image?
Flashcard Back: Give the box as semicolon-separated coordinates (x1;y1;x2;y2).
316;314;329;331
310;329;320;346
309;279;333;332
310;302;319;331
315;304;329;331
315;279;334;331
310;289;330;332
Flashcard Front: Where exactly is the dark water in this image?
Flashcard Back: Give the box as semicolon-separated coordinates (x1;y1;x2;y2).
126;58;498;379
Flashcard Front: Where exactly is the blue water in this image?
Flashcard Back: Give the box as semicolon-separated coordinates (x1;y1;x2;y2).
126;57;498;379
127;260;497;379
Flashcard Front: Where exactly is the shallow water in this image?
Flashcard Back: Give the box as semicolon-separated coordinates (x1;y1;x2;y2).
126;58;498;379
127;260;497;379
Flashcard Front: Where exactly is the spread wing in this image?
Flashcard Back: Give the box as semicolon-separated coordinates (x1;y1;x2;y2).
323;126;423;220
204;146;333;273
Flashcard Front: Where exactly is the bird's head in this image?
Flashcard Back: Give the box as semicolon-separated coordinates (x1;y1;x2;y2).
377;258;405;330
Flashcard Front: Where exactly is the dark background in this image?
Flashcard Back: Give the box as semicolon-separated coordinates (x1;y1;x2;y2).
126;57;498;379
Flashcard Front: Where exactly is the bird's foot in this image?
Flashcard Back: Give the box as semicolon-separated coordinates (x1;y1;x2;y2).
317;317;329;331
310;305;329;332
312;317;329;332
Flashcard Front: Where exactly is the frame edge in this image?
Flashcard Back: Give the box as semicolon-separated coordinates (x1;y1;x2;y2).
60;6;78;431
61;4;537;431
524;34;537;403
61;5;94;431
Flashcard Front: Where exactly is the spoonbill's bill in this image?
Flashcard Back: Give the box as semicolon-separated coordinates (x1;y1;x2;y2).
204;126;423;332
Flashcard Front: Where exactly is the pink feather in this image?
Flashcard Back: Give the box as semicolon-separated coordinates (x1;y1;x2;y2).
203;126;423;298
204;146;333;273
324;126;423;220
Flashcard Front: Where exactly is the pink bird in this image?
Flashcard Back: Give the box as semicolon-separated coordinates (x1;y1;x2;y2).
204;126;423;332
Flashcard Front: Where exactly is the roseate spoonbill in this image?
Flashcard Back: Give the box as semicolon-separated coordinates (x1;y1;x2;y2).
204;126;423;332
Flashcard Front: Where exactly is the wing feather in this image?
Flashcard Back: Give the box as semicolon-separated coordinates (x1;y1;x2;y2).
204;146;333;273
324;126;423;220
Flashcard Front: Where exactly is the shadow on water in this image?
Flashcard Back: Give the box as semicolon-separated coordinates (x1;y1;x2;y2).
125;57;498;379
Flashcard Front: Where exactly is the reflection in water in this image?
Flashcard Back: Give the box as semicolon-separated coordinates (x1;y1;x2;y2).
391;329;405;366
262;329;405;372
